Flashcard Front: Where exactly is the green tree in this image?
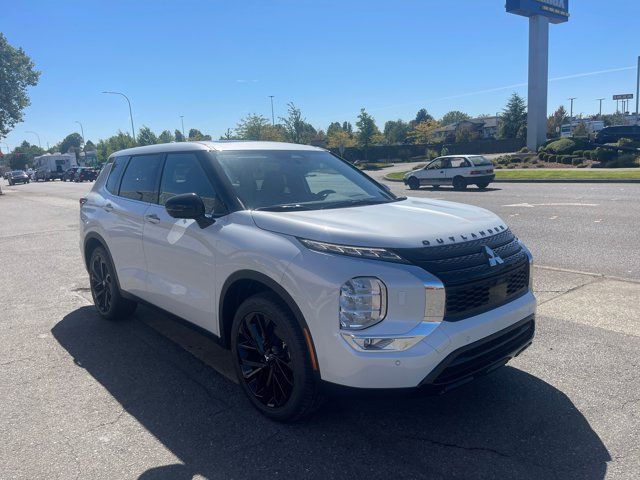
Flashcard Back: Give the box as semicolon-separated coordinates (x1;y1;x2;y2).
342;122;353;134
137;126;158;146
174;129;186;142
95;131;136;163
158;130;175;144
327;129;356;151
7;140;44;169
220;128;237;140
440;110;470;126
188;128;212;141
235;114;271;140
547;105;567;139
280;102;316;144
499;93;527;139
408;120;440;144
356;108;382;156
327;122;343;138
0;33;41;139
84;140;96;152
412;108;434;126
384;119;410;144
59;132;83;154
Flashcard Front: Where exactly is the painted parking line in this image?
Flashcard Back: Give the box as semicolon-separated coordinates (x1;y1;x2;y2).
503;202;599;207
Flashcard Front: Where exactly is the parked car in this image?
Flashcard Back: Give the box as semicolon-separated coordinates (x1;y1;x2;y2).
403;155;495;190
80;141;535;421
7;170;30;185
74;167;98;182
595;125;640;144
63;167;81;182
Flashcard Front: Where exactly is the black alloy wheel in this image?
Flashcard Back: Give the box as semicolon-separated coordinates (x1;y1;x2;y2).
236;311;294;408
452;176;467;190
231;292;322;421
407;177;420;190
88;246;137;321
90;251;114;315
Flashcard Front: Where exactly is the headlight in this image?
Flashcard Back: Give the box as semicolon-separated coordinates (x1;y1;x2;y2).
339;277;387;330
298;238;405;262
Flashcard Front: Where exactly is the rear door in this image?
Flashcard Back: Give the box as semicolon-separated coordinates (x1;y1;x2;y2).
142;151;226;330
101;154;163;297
446;157;472;182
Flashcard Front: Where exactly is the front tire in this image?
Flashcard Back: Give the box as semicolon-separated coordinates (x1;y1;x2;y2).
231;292;322;422
407;177;420;190
476;182;490;189
89;246;137;321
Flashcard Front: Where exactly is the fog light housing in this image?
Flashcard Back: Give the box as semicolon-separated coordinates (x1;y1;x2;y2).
341;333;423;352
339;277;387;330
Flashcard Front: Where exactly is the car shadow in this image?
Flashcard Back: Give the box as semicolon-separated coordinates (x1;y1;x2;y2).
410;186;502;193
53;306;610;480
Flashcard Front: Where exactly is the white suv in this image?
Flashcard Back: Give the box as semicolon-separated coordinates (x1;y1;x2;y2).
80;142;535;421
403;155;495;190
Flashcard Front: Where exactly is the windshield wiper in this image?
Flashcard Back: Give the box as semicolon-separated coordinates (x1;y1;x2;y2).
318;198;392;209
254;204;313;212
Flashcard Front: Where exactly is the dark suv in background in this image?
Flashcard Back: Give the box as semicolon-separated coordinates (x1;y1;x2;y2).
7;170;30;185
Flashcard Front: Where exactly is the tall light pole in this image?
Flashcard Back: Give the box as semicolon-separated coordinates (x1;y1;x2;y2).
26;130;41;148
596;98;605;117
180;115;185;140
75;121;85;147
268;95;275;125
102;91;135;139
636;55;639;124
568;97;576;120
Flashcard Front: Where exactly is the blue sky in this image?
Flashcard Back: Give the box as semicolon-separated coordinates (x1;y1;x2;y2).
1;0;638;150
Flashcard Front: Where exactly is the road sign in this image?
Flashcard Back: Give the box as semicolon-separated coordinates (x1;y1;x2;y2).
613;94;634;100
506;0;569;24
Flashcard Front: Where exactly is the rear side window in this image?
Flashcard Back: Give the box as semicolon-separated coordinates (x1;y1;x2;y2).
119;154;163;203
449;158;470;168
105;156;129;194
159;153;225;214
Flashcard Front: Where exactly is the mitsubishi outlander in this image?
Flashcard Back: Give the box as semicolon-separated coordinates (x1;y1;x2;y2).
80;141;536;421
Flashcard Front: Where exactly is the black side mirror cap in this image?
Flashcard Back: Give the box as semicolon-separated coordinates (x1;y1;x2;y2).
165;193;214;228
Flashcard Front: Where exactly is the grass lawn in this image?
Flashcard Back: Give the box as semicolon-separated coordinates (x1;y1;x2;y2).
386;169;640;181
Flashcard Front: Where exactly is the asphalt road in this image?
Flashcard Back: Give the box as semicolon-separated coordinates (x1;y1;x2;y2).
1;179;639;479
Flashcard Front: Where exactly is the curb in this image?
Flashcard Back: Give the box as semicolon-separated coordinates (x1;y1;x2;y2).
383;175;640;184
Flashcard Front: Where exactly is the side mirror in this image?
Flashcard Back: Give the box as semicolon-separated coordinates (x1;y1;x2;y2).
165;193;214;228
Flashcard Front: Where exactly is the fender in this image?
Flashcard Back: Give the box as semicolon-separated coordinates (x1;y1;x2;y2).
218;270;319;371
83;231;126;295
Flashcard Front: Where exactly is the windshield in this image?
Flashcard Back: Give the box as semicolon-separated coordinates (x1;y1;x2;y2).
216;150;397;210
468;156;493;166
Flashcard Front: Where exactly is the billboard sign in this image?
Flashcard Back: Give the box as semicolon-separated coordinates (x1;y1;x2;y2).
506;0;569;24
613;94;633;100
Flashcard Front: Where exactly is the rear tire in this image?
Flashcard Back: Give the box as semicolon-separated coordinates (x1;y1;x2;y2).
231;292;322;422
452;176;467;190
88;246;137;321
476;182;489;189
407;177;420;190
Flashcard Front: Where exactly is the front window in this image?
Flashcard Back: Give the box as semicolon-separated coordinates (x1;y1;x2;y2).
216;150;397;211
468;155;493;166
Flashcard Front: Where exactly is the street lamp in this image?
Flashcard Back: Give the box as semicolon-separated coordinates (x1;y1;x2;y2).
75;121;85;146
596;98;605;117
568;98;576;120
102;91;135;139
269;95;275;125
26;130;41;148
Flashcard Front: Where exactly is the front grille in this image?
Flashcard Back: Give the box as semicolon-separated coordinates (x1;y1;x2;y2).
390;229;530;321
421;316;535;391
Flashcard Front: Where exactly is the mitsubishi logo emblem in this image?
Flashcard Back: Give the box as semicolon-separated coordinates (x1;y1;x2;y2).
484;246;504;267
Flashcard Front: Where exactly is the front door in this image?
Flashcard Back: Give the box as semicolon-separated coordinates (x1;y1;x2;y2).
142;152;225;330
419;158;448;185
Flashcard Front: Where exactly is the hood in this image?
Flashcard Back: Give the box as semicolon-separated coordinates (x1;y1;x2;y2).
251;197;507;248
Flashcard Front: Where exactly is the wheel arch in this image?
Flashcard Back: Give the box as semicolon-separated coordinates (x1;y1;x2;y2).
218;270;318;371
83;232;124;292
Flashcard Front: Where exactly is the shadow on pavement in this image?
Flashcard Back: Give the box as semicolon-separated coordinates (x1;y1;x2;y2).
53;306;610;480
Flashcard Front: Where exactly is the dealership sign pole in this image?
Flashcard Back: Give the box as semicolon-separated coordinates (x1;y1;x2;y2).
506;0;569;151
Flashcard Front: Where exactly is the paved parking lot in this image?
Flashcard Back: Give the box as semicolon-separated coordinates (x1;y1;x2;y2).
1;179;639;479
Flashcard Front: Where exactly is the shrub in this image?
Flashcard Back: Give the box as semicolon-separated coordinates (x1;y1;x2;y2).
426;148;439;160
509;155;521;164
605;154;640;168
582;150;595;160
595;147;616;162
545;138;576;154
573;150;583;157
440;147;449;156
531;158;539;164
519;146;531;153
576;164;588;168
618;138;633;147
538;152;546;161
547;154;557;162
507;164;517;169
571;157;583;166
561;155;573;165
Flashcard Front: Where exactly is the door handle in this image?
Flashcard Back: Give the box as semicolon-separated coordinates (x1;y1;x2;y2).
103;203;113;212
145;213;161;224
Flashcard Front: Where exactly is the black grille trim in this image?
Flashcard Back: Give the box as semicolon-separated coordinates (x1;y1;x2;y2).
390;229;530;321
420;315;535;392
